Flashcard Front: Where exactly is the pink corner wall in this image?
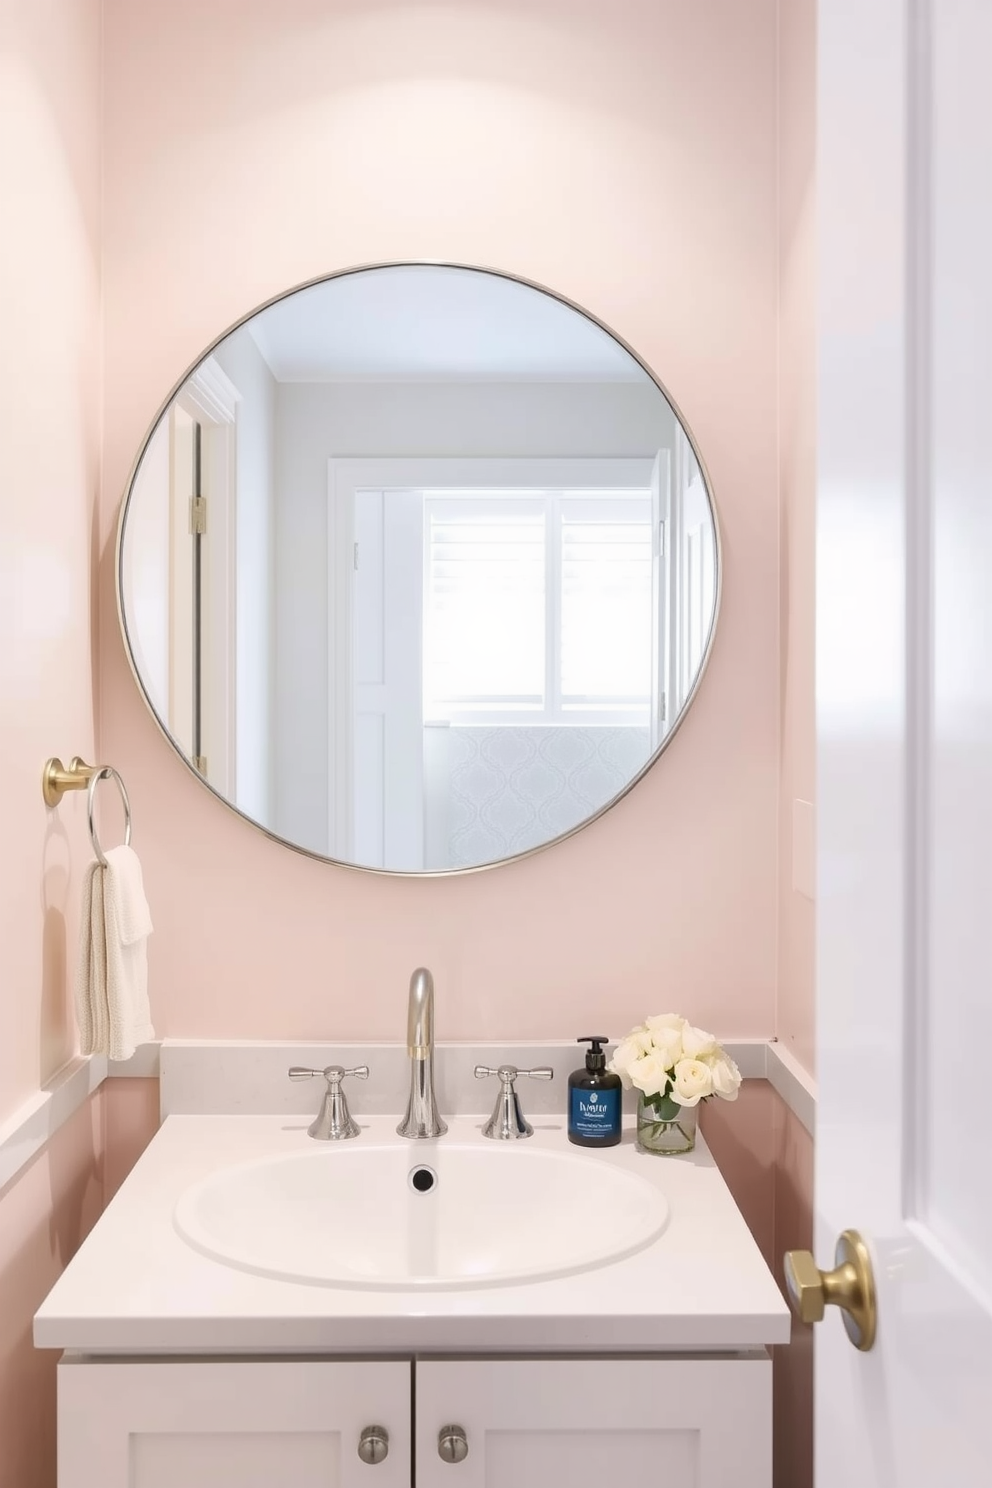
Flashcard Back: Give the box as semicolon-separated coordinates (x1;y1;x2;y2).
98;0;782;1042
0;1082;161;1488
0;3;815;1482
770;1094;814;1488
0;1097;105;1488
777;0;818;1076
0;0;101;1121
702;1083;814;1488
0;5;104;1484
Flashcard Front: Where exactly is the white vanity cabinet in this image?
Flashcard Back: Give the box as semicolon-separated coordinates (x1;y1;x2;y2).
415;1356;771;1486
57;1353;771;1488
57;1358;412;1488
37;1112;789;1488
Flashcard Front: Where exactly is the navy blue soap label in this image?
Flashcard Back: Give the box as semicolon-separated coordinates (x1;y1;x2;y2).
569;1086;620;1138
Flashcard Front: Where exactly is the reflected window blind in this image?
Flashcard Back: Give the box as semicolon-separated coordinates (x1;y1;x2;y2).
560;518;653;704
423;492;652;721
425;507;546;710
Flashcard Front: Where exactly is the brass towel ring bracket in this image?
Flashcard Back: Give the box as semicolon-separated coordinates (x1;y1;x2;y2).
42;756;97;807
42;756;133;867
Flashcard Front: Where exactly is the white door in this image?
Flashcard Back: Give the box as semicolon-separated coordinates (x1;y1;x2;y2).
813;2;992;1483
350;486;425;869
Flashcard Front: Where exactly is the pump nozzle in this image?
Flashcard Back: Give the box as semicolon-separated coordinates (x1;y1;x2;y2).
577;1035;610;1071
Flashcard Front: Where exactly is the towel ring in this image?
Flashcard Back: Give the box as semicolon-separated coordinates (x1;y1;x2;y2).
86;766;132;868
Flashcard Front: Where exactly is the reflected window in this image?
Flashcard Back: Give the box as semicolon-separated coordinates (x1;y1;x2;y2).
423;490;652;725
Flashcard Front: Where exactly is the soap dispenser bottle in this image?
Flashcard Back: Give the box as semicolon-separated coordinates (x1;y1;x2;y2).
567;1036;622;1147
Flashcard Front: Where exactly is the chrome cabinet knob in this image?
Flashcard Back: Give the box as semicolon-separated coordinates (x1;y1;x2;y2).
357;1425;389;1464
437;1424;469;1463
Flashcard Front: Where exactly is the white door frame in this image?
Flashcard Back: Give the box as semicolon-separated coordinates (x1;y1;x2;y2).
816;2;992;1482
172;357;240;796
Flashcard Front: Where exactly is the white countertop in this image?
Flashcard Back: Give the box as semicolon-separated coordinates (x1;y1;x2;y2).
34;1114;790;1355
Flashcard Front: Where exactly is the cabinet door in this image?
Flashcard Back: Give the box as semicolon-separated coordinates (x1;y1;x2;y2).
58;1358;411;1488
416;1357;771;1488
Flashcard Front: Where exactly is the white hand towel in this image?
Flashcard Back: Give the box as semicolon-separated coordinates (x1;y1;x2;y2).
75;846;155;1061
75;861;107;1057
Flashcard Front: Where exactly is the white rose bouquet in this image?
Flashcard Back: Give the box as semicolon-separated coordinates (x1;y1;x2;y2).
608;1015;742;1153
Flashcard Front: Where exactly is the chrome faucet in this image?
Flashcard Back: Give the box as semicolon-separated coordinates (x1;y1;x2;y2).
397;967;447;1139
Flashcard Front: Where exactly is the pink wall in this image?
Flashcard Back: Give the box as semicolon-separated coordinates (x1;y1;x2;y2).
0;1084;162;1488
771;1094;814;1488
0;5;813;1480
0;6;103;1483
0;1096;105;1488
99;0;781;1042
776;0;818;1076
702;1084;814;1488
0;0;102;1120
101;1078;161;1202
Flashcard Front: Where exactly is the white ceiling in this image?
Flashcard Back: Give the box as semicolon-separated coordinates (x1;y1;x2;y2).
243;265;649;383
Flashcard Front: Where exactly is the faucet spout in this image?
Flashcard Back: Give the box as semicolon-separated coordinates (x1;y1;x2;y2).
406;965;435;1058
397;967;447;1139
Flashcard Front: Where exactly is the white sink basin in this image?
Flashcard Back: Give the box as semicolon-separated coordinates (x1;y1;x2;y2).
173;1140;670;1290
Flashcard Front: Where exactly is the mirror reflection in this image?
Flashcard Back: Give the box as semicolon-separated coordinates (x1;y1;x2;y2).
119;264;719;872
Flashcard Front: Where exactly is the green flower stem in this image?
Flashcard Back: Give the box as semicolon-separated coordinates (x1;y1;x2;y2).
636;1088;699;1154
641;1091;682;1123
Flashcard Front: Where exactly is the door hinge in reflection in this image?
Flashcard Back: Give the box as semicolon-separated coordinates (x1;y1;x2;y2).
354;542;359;571
659;693;667;724
189;496;207;536
193;755;207;776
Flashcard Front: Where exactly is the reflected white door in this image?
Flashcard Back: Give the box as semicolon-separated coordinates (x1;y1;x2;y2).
166;364;238;795
816;2;992;1483
168;405;197;759
649;448;670;749
659;429;716;734
351;487;425;869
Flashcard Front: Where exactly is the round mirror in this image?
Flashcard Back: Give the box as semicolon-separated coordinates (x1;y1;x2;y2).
118;263;720;873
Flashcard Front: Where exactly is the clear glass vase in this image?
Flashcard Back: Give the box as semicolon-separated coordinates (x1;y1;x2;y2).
636;1092;698;1154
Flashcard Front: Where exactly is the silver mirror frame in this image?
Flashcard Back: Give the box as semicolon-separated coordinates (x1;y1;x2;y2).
115;260;723;875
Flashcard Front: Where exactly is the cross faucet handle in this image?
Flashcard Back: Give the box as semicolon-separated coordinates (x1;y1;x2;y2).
287;1066;368;1140
288;1064;369;1083
474;1064;554;1082
474;1064;554;1139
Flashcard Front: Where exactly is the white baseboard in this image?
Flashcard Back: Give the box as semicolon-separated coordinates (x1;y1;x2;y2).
764;1042;816;1135
0;1054;107;1194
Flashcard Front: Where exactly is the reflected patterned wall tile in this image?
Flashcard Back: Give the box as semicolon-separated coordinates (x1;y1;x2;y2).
434;727;653;868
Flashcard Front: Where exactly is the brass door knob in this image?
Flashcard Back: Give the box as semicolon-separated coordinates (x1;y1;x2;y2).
357;1425;389;1464
438;1424;469;1463
784;1228;877;1351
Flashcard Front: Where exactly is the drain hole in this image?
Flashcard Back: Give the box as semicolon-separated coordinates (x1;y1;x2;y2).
409;1165;437;1194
